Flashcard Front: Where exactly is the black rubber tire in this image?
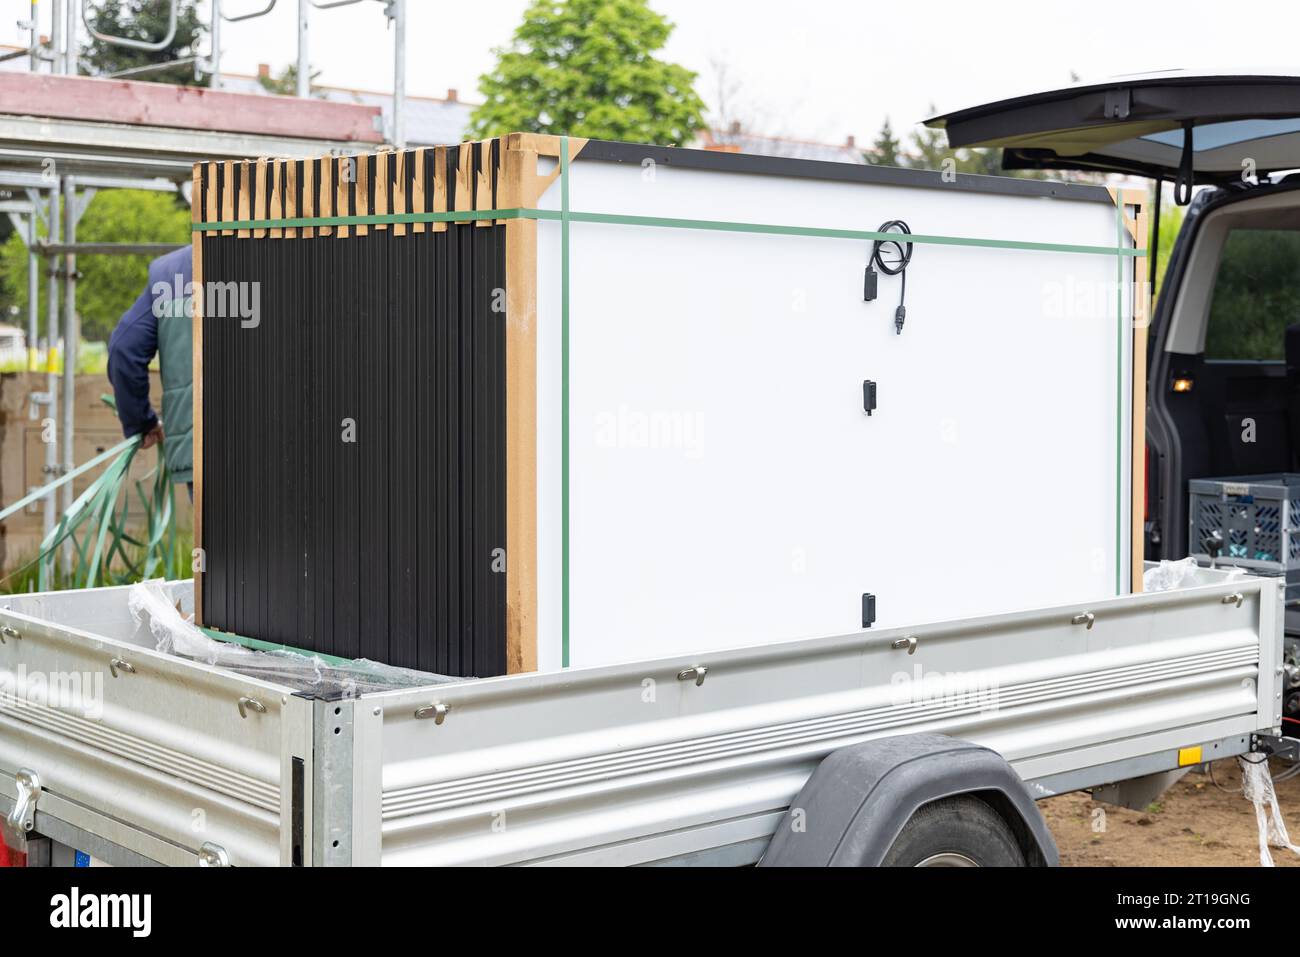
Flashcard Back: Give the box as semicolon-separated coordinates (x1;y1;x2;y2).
881;795;1027;867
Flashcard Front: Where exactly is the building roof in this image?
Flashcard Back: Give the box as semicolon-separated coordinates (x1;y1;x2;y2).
220;68;475;147
697;125;867;165
0;71;382;144
0;49;474;147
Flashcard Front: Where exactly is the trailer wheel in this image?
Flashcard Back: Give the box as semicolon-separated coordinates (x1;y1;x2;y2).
882;795;1026;867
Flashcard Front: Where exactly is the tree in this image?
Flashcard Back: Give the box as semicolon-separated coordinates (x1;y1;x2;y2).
1204;226;1300;361
469;0;706;146
905;107;953;171
703;57;778;139
706;57;747;134
866;118;901;167
81;0;207;86
1153;197;1186;301
0;190;192;344
902;103;1043;178
952;148;1005;177
258;63;325;98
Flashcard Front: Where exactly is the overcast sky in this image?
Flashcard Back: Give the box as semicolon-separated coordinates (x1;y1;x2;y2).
9;1;1300;146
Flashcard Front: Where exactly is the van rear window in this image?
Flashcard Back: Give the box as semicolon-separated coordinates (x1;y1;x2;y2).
1205;228;1300;360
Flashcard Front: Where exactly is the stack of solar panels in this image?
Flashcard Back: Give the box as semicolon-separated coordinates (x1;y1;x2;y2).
193;143;506;676
194;134;1142;675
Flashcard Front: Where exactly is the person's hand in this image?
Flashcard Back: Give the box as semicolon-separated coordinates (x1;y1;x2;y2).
140;424;164;450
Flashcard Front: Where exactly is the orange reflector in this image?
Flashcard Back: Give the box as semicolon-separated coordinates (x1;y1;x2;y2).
1178;746;1203;767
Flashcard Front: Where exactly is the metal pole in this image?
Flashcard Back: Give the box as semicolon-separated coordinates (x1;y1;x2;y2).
209;0;222;89
64;0;77;75
28;1;41;71
297;0;310;97
391;0;405;147
26;211;38;372
50;0;64;73
60;175;77;575
43;186;60;571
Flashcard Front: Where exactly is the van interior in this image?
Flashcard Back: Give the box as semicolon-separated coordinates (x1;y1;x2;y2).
1152;188;1300;539
1151;187;1300;650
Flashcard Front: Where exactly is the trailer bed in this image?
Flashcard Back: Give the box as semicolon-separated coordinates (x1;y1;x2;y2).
0;565;1283;865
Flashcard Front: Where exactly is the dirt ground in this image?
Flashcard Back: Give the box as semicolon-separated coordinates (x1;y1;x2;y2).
1042;758;1300;866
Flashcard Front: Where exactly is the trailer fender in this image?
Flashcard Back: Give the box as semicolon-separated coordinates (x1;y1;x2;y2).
759;733;1058;867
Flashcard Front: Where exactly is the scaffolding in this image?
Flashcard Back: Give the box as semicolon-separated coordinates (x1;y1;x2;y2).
2;0;408;577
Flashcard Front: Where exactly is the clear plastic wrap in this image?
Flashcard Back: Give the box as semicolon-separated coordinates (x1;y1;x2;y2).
1239;756;1300;867
128;580;458;695
1142;556;1246;593
1142;557;1199;593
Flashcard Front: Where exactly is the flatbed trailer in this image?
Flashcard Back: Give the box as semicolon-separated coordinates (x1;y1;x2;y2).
0;563;1287;866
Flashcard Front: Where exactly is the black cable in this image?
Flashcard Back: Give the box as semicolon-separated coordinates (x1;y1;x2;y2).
867;220;913;333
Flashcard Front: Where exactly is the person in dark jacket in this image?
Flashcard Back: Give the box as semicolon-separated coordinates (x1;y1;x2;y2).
107;246;194;491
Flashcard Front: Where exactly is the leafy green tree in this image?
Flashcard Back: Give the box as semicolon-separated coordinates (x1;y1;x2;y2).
1153;197;1186;301
81;0;207;86
1204;227;1300;361
906;109;952;171
0;190;191;344
469;0;706;146
952;148;1006;176
903;103;1045;178
866;118;901;167
258;63;324;98
904;73;1092;179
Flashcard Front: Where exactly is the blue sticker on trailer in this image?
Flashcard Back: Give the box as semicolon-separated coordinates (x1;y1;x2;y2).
74;850;90;867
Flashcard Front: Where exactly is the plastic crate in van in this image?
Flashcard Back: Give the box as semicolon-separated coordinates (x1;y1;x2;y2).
1189;473;1300;599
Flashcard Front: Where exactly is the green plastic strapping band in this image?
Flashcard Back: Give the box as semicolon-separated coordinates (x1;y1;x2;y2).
194;208;1146;259
0;435;139;524
199;625;356;667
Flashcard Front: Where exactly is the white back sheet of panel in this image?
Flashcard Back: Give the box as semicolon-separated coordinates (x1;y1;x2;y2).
534;155;1133;670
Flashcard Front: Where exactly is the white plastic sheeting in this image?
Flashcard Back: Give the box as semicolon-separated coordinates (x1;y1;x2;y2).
1239;756;1300;867
128;580;456;694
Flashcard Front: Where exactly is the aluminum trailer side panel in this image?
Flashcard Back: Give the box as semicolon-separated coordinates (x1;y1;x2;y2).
364;571;1281;866
0;583;309;867
0;569;1283;866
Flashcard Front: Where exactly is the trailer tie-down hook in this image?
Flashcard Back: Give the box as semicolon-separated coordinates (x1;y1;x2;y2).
6;768;41;836
238;696;267;719
891;636;918;655
198;842;230;867
1071;612;1096;630
677;666;708;686
414;703;450;724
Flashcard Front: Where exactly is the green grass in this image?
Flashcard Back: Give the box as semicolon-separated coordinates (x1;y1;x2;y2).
0;523;192;595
